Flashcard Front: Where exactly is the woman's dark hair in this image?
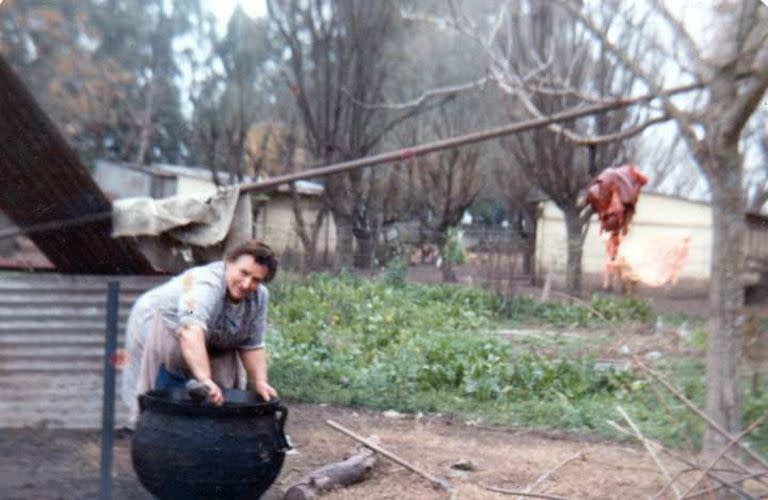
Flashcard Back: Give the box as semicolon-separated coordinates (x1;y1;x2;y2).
225;240;278;283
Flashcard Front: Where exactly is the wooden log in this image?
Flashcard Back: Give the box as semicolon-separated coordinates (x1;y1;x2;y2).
284;446;377;500
326;419;454;492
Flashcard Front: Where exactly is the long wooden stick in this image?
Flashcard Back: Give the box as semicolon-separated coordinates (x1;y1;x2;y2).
680;413;768;499
617;406;682;499
607;420;754;499
326;419;454;492
481;484;566;499
633;358;768;471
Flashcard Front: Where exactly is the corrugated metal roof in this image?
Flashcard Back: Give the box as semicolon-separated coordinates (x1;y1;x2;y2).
0;272;165;428
0;56;155;274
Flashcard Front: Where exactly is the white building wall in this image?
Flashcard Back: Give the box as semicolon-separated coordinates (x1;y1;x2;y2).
255;196;337;256
536;192;713;283
175;176;219;198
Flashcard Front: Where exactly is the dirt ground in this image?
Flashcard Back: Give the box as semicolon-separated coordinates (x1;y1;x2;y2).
0;401;719;500
4;268;767;499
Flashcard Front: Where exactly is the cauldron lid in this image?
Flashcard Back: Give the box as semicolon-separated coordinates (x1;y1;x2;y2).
138;388;285;418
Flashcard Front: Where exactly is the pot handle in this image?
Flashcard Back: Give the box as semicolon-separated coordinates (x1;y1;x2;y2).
273;403;290;451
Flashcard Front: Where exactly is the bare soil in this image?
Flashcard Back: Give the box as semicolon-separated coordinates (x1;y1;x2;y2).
4;267;767;499
1;401;702;500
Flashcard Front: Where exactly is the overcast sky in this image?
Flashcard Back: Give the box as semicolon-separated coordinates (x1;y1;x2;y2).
209;1;266;33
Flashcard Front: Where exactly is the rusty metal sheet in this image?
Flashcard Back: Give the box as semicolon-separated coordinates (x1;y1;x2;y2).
0;56;155;274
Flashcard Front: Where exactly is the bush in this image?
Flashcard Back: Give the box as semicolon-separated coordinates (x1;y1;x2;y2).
382;256;409;287
444;226;466;265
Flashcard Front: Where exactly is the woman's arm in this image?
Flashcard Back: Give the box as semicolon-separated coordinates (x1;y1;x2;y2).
239;348;278;401
176;323;224;405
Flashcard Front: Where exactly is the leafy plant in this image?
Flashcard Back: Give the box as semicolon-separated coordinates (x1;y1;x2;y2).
444;226;466;265
382;256;409;287
265;274;766;453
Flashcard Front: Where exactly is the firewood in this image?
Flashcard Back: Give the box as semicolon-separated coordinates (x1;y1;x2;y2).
284;445;377;500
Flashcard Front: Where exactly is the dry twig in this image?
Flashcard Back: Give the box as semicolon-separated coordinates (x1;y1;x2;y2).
634;358;768;471
326;419;454;492
617;406;683;499
481;484;566;499
510;450;584;500
607;421;755;499
683;471;768;499
680;413;768;499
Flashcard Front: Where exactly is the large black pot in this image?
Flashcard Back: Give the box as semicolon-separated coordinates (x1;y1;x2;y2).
131;388;289;499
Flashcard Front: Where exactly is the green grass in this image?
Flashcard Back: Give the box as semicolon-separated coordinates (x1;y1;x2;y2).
266;273;766;452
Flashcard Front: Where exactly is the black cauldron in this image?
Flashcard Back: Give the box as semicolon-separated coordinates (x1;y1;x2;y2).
131;388;289;499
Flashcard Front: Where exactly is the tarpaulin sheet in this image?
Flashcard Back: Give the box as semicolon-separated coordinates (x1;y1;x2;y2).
111;185;242;247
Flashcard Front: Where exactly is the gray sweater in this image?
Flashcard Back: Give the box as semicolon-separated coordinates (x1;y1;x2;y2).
135;261;268;352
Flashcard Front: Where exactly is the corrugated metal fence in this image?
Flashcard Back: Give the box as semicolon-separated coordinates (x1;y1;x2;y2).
0;273;165;428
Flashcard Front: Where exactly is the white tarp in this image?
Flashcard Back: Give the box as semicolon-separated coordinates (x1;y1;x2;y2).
111;185;243;247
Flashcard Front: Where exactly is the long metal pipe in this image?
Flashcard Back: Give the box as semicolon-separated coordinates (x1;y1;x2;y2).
0;76;726;239
238;78;710;194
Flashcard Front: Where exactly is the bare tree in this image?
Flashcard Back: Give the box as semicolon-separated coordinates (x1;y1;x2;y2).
636;129;703;198
552;0;768;454
190;7;278;183
454;0;647;296
413;102;486;282
267;0;445;269
746;112;768;212
284;122;330;272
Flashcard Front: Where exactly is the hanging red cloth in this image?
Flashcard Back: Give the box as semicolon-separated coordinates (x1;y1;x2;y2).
586;164;648;258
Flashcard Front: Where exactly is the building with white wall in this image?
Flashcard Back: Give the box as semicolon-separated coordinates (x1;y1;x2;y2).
535;191;768;289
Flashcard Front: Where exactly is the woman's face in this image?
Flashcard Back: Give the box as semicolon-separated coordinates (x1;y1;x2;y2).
225;254;268;301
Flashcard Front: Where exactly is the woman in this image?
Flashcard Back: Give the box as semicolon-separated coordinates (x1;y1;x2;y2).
121;240;279;423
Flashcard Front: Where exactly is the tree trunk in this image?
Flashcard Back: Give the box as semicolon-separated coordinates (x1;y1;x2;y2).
335;213;355;269
354;230;377;269
564;207;585;297
437;233;458;283
703;151;746;455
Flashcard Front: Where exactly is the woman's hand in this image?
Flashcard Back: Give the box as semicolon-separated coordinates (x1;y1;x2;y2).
253;380;278;402
201;378;224;406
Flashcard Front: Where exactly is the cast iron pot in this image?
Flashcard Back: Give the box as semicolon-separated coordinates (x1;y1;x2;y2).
131;388;289;499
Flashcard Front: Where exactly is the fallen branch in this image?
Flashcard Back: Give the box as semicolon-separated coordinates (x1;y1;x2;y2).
284;444;377;500
649;467;703;500
607;421;754;499
683;470;768;499
680;413;768;499
514;449;584;500
325;419;454;492
617;406;682;499
481;484;566;499
633;358;768;471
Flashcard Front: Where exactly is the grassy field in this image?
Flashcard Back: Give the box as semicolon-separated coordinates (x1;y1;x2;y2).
267;272;768;452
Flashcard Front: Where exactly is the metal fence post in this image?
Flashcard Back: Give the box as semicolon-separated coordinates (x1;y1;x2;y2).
99;281;120;500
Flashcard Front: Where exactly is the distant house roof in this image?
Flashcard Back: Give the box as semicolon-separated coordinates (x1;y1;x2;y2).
95;161;325;196
538;188;768;223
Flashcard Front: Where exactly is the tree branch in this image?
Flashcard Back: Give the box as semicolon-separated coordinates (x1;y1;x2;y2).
555;0;703;151
341;77;488;110
648;0;706;73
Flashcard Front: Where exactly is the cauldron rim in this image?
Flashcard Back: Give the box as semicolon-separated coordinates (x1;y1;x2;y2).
139;388;284;418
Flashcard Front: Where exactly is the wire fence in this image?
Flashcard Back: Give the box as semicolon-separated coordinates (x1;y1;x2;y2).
260;223;536;297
